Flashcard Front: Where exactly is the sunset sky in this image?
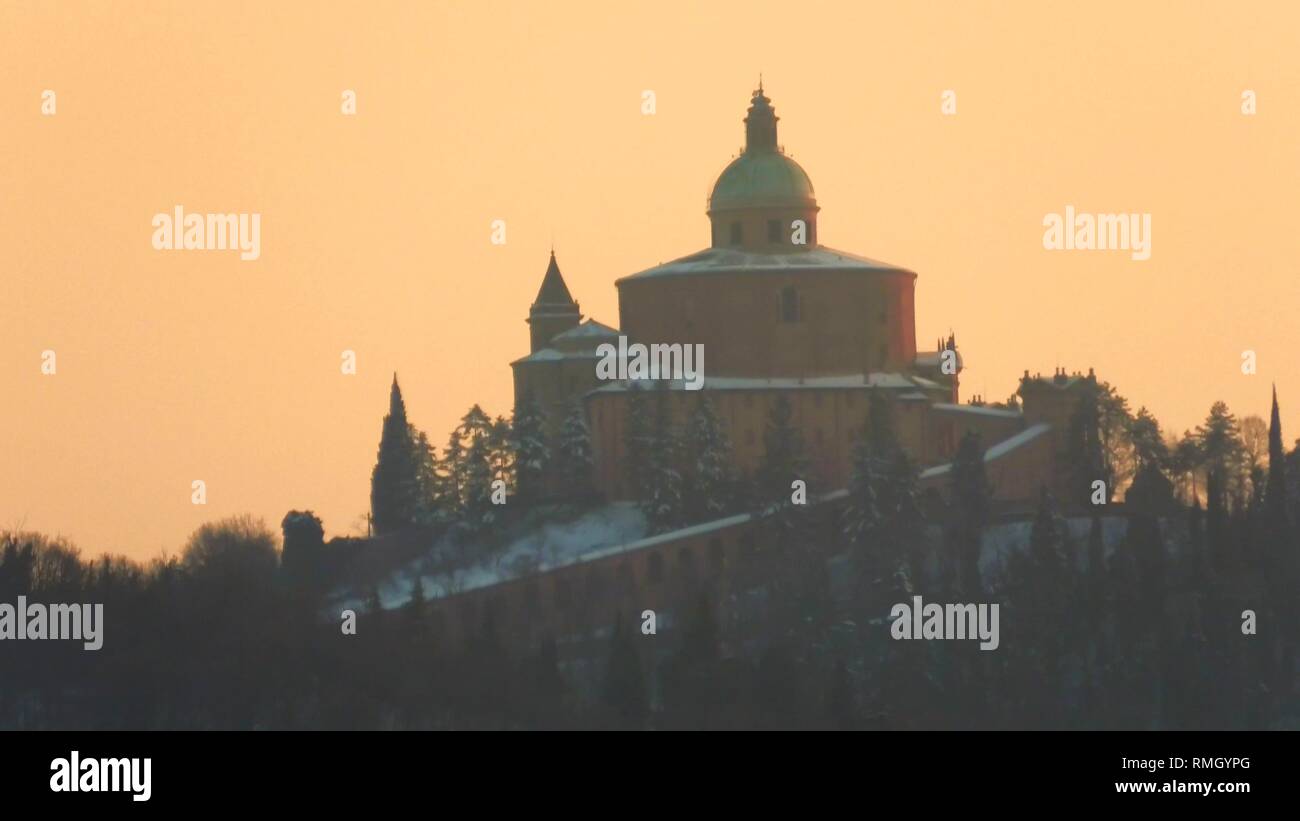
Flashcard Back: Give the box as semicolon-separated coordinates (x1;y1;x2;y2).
3;1;1298;559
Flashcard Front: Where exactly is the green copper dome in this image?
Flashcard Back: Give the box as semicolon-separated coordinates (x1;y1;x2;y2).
709;151;816;212
707;85;816;214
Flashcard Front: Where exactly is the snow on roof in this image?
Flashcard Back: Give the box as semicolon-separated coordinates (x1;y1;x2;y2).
931;402;1023;420
616;245;914;283
919;423;1052;479
510;347;603;366
552;318;619;339
587;372;948;394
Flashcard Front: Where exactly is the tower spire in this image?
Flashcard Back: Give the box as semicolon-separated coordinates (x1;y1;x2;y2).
527;250;581;352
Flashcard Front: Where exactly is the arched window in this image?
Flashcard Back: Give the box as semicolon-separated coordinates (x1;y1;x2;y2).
767;219;781;243
729;222;743;245
780;286;800;323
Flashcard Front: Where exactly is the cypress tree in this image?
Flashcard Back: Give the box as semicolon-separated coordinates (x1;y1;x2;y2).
371;375;421;535
1265;386;1289;535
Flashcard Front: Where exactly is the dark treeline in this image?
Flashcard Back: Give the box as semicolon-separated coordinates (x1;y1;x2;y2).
1;381;1298;729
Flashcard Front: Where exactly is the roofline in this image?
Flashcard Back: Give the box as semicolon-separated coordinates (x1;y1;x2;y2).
614;246;917;286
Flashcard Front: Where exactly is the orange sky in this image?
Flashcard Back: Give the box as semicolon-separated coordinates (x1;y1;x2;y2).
3;1;1299;559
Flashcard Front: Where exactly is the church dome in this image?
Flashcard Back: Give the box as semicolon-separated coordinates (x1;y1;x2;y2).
709;150;816;212
707;84;817;214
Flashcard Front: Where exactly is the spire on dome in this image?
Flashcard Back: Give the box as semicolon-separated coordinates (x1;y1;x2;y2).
744;84;779;153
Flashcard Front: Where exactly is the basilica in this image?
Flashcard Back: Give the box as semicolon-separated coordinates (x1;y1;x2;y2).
512;84;1093;506
368;85;1110;662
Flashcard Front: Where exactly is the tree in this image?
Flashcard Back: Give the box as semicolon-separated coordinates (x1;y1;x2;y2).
460;421;496;532
1197;401;1248;511
371;375;422;534
756;394;807;525
409;427;443;525
554;401;595;500
1125;407;1174;512
685;393;735;522
1129;407;1169;474
1265;386;1289;535
487;415;514;494
842;435;880;548
1242;414;1269;473
1066;380;1132;507
948;431;991;596
622;384;654;500
440;430;467;510
280;510;324;584
1170;431;1203;504
866;390;899;460
877;448;925;580
511;390;549;503
181;515;280;600
643;383;685;533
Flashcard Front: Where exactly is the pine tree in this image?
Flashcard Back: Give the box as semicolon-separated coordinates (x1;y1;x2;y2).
487;415;514;494
685;393;735;522
371;375;421;535
842;436;879;547
409;427;443;526
866;390;899;460
948;430;990;596
1206;468;1230;570
511;389;549;504
643;383;685;533
1129;407;1169;474
623;384;654;500
877;448;925;587
461;425;496;532
1186;496;1207;584
757;394;807;521
1197;401;1247;511
440;430;466;511
555;401;595;500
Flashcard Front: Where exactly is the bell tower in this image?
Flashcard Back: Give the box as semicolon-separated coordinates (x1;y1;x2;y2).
527;251;582;352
